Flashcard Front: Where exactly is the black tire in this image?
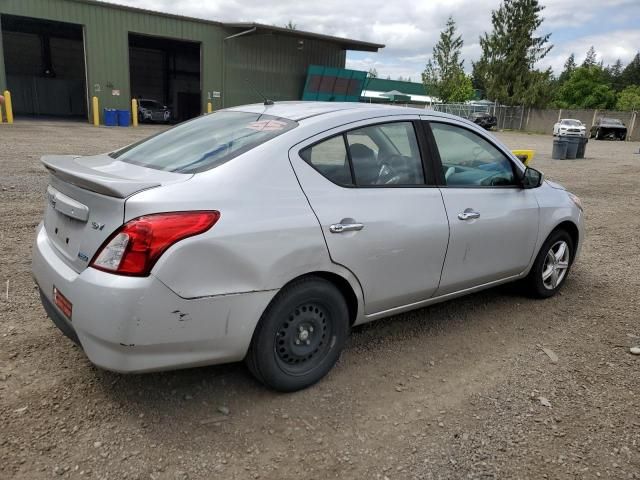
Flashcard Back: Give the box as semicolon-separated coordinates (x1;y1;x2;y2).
245;276;350;392
522;229;574;299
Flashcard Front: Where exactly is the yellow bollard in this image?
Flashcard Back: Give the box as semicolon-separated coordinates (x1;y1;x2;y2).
92;96;99;126
3;90;13;124
0;104;3;124
207;102;212;114
131;98;138;127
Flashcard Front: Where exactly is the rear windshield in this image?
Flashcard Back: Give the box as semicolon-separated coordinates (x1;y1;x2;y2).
110;111;297;173
602;118;622;125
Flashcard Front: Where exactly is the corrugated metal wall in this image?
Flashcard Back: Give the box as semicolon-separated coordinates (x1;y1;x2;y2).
0;0;352;121
223;31;346;107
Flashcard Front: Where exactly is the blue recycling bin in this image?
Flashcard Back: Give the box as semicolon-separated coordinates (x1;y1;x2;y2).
104;108;117;127
117;109;130;127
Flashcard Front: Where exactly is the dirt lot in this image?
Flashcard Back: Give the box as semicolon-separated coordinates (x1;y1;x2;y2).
1;120;639;480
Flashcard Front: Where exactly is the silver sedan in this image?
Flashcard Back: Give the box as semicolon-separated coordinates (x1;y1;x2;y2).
32;102;584;391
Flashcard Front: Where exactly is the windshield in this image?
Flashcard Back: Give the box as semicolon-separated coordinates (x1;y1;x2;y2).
110;111;297;173
562;120;581;126
139;100;162;109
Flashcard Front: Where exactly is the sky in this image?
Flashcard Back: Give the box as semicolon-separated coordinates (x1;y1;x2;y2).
103;0;640;82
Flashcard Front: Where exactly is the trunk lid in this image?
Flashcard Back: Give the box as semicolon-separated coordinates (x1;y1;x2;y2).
42;154;191;272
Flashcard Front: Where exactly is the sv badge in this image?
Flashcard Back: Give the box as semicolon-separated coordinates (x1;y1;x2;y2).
91;221;105;231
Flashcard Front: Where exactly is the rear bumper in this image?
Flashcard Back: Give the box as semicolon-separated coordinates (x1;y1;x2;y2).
32;224;277;373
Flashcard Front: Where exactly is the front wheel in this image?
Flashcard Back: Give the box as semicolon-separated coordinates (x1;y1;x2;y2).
245;277;350;392
522;230;574;298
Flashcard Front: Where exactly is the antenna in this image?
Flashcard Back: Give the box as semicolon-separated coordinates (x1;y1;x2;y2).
245;78;274;106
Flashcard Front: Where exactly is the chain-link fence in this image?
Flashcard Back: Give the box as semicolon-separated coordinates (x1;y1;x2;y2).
426;103;640;141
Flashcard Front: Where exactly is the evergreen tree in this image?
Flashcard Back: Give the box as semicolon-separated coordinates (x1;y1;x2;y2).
606;58;624;91
620;53;640;88
475;0;553;107
367;68;378;78
558;53;576;84
422;16;471;102
582;46;597;67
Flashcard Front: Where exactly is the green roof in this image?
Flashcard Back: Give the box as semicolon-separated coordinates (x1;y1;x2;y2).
363;78;432;96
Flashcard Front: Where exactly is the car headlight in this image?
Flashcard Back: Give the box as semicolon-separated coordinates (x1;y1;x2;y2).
568;192;583;211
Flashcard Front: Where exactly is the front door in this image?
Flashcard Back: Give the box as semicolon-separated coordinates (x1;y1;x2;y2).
425;120;540;295
289;118;450;315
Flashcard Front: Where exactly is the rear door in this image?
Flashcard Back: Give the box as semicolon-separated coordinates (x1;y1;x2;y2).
289;117;450;315
423;118;540;295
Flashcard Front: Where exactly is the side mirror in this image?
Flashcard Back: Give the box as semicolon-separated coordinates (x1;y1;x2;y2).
522;167;544;189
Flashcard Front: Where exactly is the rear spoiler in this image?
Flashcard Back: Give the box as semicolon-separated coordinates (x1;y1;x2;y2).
41;155;161;198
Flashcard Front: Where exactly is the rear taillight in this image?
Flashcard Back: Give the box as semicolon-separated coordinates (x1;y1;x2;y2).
90;211;220;276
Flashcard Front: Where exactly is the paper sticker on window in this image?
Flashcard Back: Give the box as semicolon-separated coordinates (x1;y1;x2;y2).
246;120;288;132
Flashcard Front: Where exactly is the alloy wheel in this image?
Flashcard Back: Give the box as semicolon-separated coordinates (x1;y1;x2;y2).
541;240;570;290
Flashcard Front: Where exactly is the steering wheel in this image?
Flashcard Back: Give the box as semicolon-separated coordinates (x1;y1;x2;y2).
376;162;402;185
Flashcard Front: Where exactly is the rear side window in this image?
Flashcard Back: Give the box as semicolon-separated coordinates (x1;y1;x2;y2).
300;136;353;186
110;111;297;173
300;121;425;187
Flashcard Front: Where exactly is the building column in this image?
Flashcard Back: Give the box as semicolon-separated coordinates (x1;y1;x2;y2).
0;17;7;92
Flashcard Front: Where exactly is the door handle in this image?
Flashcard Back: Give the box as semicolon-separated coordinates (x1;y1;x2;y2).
458;210;481;221
329;222;364;233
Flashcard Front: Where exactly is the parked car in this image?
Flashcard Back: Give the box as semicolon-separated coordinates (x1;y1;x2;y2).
137;98;171;123
590;117;627;140
32;102;584;392
471;111;497;130
553;119;586;137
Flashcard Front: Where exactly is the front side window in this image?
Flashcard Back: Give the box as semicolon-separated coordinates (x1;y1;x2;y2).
111;111;297;173
300;121;426;187
430;122;516;187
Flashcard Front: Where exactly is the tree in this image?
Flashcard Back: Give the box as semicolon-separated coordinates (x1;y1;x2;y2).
284;20;297;30
582;46;597;67
558;53;576;84
554;66;616;109
620;53;640;88
367;68;378;78
605;58;624;91
475;0;553;107
421;16;471;102
616;85;640;111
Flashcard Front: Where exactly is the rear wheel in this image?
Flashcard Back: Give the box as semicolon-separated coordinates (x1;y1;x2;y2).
246;277;350;392
522;230;574;298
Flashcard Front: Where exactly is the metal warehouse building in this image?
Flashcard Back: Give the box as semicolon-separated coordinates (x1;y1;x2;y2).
0;0;382;122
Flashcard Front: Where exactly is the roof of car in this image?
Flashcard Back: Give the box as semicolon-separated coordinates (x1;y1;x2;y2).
225;101;458;122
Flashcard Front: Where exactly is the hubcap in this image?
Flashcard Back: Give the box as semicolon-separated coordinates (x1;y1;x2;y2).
542;240;570;290
274;303;331;374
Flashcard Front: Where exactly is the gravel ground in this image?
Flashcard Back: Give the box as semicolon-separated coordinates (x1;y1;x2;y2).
1;120;639;480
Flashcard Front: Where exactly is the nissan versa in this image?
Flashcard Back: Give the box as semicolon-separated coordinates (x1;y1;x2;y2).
32;102;584;392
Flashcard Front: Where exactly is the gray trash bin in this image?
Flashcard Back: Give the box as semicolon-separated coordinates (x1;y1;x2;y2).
565;137;579;159
576;137;588;159
552;137;568;160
